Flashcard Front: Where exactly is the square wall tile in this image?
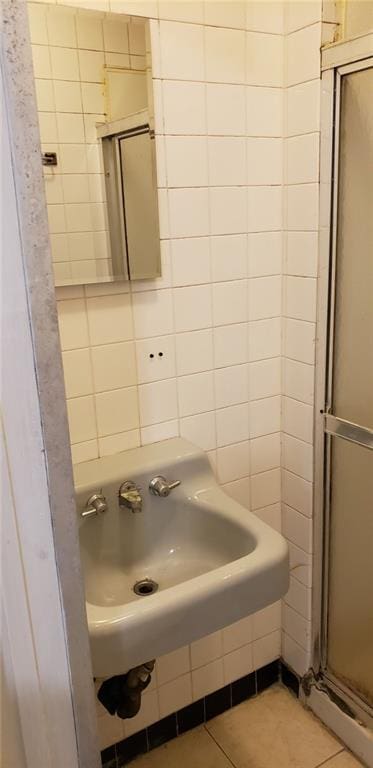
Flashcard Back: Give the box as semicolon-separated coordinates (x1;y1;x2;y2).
254;502;281;532
160;20;204;80
213;281;247;326
54;80;82;112
246;32;283;87
247;138;282;185
178;371;214;417
159;674;193;719
214;364;248;409
56;112;85;143
62;348;93;398
180;411;216;451
99;429;140;457
135;336;176;384
286;80;320;137
50;46;79;81
283;433;313;482
246;86;283;137
58;298;89;350
192;659;224;701
216;440;250;484
285;277;317;322
156;646;190;686
223;644;253;685
76;12;104;50
247;1;284;31
223;476;250;509
95;386;139;436
287;541;312;587
173;285;212;332
138;379;178;426
282;469;313;518
286;24;321;87
286;133;320;185
191;631;223;669
175;329;214;376
253;630;281;669
250;432;281;475
159;1;204;23
286;231;318;278
222;615;252;654
205;27;246;84
208;137;246;187
284;359;314;404
249;318;281;361
91;341;137;392
81;82;104;113
28;4;48;45
207;84;246;136
32;44;52;79
287;184;319;231
67;395;96;444
285;0;322;32
248;275;281;321
249;396;281;438
249;358;281;400
141;419;179;446
47;6;77;47
210;187;247;236
283;396;313;444
171;237;210;287
284;319;316;366
35;79;55;111
282;632;309;677
103;18;129;53
247;187;282;232
162;80;206;135
282;504;312;553
211;235;247;282
213;323;247;368
165;137;208;188
248;232;282;278
205;1;246;29
252;601;281;639
216;403;249;447
132;290;174;339
87;294;133;345
78;50;104;82
250;468;281;509
168;188;209;238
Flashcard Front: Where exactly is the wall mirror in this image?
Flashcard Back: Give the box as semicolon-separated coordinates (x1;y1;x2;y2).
29;3;161;286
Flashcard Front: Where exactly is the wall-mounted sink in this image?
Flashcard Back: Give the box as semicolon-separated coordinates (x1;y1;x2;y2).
75;438;289;678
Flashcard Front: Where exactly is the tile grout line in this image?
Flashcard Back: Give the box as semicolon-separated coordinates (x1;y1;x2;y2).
203;723;239;768
314;747;346;768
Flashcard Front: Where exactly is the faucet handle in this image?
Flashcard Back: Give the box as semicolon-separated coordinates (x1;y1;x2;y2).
149;475;181;497
118;480;143;512
81;492;107;519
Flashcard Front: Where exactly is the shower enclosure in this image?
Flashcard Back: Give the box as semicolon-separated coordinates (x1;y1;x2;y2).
313;40;373;731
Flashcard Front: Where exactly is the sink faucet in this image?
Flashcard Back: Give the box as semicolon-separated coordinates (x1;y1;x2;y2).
149;475;181;497
119;481;142;513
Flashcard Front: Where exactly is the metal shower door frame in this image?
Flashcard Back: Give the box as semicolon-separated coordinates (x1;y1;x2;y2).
312;45;373;728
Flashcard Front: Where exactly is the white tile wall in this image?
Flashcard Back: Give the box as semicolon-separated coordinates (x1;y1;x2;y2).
29;0;331;746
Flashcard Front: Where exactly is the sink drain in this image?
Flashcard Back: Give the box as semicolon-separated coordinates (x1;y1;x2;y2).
133;578;159;597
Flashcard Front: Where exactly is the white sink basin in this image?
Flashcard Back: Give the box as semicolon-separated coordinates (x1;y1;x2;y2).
75;438;289;678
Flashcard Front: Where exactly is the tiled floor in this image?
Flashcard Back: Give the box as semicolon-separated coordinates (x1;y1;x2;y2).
131;685;364;768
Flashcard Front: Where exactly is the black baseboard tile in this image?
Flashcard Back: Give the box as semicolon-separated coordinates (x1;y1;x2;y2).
256;660;280;693
205;684;232;721
101;744;116;768
148;713;177;750
116;729;147;767
100;659;281;766
176;698;205;735
280;661;300;697
231;671;256;706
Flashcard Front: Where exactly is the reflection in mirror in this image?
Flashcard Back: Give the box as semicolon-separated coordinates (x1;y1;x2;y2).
29;4;161;286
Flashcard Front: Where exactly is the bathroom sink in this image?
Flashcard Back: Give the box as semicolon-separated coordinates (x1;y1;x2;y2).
75;438;289;677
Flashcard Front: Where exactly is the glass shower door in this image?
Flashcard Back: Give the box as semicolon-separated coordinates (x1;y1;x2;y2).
323;63;373;716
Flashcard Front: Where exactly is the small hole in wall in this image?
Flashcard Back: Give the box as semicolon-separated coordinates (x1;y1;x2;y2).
149;353;154;359
158;352;163;357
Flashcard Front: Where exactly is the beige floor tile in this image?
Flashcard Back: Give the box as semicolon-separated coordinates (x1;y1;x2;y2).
132;725;233;768
206;684;342;768
322;752;365;767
